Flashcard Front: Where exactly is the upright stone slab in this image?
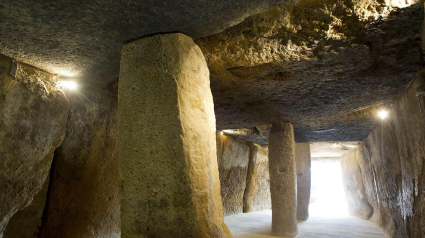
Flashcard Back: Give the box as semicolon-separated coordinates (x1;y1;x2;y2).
295;143;311;220
216;134;250;216
119;33;231;238
268;122;298;237
243;143;271;213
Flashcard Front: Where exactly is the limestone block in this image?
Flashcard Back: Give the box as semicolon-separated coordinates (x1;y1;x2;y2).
119;33;231;238
0;55;69;234
216;134;250;216
340;149;373;220
243;143;271;213
295;143;311;221
39;90;120;238
268;122;298;237
3;175;49;238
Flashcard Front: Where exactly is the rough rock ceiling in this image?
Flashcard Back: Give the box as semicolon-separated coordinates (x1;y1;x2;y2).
197;0;424;142
0;0;292;85
0;0;424;143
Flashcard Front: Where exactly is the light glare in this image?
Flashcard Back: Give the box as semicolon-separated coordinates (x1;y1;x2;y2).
59;81;77;90
378;110;388;119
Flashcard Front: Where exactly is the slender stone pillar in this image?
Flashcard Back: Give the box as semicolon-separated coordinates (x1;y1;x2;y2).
295;143;311;220
268;122;298;237
119;33;231;238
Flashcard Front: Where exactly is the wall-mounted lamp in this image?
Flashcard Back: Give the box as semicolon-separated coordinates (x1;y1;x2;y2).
416;84;425;116
378;110;388;120
58;81;77;90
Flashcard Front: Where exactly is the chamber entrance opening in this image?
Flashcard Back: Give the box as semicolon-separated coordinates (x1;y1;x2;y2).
309;142;356;218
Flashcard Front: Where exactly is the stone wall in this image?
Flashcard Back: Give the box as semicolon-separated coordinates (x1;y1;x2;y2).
39;90;120;238
340;150;373;220
243;144;271;213
3;176;50;238
0;55;69;234
343;71;425;237
217;133;250;216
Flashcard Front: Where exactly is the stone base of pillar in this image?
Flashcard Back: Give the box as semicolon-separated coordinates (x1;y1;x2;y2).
268;122;298;237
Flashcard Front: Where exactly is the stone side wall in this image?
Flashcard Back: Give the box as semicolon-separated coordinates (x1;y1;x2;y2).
0;55;69;234
345;71;425;238
243;144;271;213
3;176;50;238
217;133;250;216
340;150;373;220
39;90;120;238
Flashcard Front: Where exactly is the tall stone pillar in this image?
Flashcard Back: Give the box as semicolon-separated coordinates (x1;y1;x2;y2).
119;33;231;238
268;122;298;237
295;143;311;220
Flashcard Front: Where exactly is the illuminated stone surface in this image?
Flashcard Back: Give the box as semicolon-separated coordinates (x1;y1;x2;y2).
119;33;231;238
0;55;69;234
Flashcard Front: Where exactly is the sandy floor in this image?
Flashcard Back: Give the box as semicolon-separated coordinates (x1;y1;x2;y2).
224;210;387;238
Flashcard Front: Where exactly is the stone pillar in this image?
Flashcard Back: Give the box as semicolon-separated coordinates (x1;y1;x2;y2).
295;143;311;220
268;122;298;237
119;33;231;238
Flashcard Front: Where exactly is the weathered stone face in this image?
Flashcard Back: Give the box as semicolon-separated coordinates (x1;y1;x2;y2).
343;70;425;238
340;149;373;220
0;55;69;234
119;33;231;238
217;134;250;216
3;175;50;238
39;89;120;238
243;143;271;213
196;0;424;142
295;143;311;220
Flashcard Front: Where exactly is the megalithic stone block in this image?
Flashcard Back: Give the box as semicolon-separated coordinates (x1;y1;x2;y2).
268;122;298;237
119;33;232;238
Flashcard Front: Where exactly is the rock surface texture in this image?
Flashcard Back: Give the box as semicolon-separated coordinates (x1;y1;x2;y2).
243;144;272;213
197;0;424;141
3;176;49;238
119;33;231;238
0;0;421;148
39;89;120;238
343;71;425;238
340;149;373;220
0;55;69;234
295;143;311;220
217;134;250;216
0;0;423;143
268;122;298;237
0;0;293;85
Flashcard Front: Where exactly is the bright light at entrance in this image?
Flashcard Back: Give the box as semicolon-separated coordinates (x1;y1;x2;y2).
309;160;349;217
